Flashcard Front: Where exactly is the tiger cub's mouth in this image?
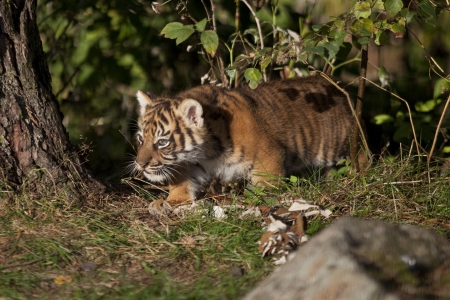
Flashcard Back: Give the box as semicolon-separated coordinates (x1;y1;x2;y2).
141;166;173;184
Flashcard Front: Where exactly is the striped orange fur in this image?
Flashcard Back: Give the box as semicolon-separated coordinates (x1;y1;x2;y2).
134;75;355;207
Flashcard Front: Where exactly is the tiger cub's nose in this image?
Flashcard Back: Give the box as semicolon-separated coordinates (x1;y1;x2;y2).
135;159;149;169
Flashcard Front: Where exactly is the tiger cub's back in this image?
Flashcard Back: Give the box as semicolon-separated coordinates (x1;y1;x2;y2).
244;75;354;172
135;74;360;205
177;74;355;176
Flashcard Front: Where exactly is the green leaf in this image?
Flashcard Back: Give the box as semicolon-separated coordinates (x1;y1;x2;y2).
329;169;339;178
442;146;450;154
401;8;417;23
338;165;351;175
373;0;385;10
395;111;405;123
303;46;325;56
298;53;308;61
354;1;372;19
322;42;340;60
433;78;450;99
336;158;348;166
358;37;370;45
330;29;346;46
418;0;436;25
385;0;403;17
260;56;271;70
415;99;441;112
200;30;219;56
351;36;362;50
359;28;372;37
289;175;298;183
351;19;373;37
244;68;263;89
414;197;427;203
333;19;345;33
374;30;389;46
406;11;417;23
390;23;406;38
161;22;195;45
243;28;260;44
425;16;436;26
312;24;324;32
374;20;390;31
373;114;394;125
418;0;436;18
378;66;388;77
117;53;135;67
195;18;207;32
225;67;236;80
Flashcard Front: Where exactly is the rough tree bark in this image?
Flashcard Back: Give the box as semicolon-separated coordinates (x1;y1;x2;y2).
0;0;104;200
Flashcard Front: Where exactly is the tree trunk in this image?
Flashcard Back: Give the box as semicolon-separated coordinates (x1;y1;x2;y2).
0;0;104;200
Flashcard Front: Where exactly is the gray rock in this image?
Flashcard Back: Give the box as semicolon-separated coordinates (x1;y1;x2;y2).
243;217;450;300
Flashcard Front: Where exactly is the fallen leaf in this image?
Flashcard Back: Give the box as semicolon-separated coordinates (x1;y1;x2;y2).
212;206;225;219
241;207;262;218
289;199;332;218
266;215;288;233
54;274;73;285
288;199;317;211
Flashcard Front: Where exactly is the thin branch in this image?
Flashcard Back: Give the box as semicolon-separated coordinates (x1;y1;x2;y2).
428;94;450;165
208;0;217;31
200;0;211;24
208;0;225;86
240;0;264;49
331;56;361;75
119;129;136;154
351;45;368;172
199;0;226;86
241;0;267;81
216;56;229;87
406;25;450;169
55;67;80;98
235;0;240;32
363;77;421;155
178;0;198;23
409;27;446;76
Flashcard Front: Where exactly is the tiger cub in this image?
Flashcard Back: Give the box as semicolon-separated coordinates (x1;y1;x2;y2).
135;75;355;211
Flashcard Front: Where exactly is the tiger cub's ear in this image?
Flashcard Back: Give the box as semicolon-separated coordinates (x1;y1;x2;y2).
136;90;154;116
179;99;204;127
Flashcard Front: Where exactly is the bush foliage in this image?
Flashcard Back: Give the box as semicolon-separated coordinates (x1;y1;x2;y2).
37;0;450;177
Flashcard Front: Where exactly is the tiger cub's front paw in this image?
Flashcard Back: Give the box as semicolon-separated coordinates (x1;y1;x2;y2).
148;199;173;216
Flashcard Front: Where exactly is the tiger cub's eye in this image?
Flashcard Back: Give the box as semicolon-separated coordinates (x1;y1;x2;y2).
157;139;170;148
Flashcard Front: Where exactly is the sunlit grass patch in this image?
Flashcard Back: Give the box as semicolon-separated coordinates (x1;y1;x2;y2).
1;154;449;299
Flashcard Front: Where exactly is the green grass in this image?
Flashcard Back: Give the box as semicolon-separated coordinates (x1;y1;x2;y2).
1;155;449;299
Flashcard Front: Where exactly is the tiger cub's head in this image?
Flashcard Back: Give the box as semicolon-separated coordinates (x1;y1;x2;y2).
134;91;207;183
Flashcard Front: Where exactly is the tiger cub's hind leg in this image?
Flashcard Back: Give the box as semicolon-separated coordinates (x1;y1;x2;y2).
249;155;286;188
